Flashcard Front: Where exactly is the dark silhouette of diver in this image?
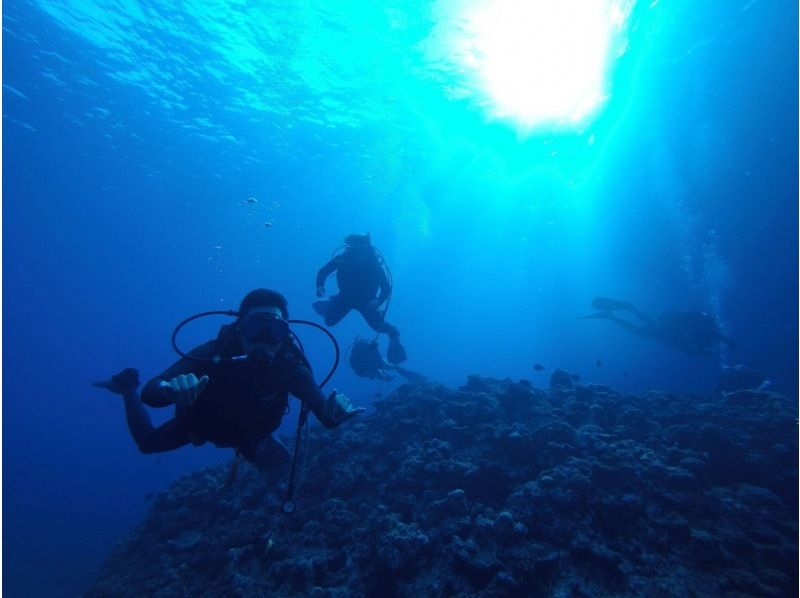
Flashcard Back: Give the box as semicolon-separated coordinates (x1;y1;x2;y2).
348;338;426;383
94;289;364;475
314;233;407;363
580;297;735;355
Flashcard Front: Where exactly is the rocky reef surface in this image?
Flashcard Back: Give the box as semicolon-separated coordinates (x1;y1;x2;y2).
86;375;797;597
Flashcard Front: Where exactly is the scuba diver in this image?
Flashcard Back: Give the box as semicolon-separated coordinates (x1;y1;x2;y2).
348;337;426;383
580;297;735;355
95;289;364;474
314;233;407;363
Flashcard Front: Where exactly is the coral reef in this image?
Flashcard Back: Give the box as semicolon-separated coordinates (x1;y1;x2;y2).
87;376;797;597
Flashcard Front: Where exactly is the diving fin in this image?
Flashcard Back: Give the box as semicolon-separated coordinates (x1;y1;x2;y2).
93;368;140;395
387;335;407;364
312;301;330;317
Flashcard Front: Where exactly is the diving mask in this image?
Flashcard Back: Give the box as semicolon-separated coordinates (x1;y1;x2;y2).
241;312;290;345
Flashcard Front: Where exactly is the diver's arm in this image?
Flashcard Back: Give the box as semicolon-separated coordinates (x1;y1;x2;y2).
141;341;216;407
315;257;340;290
284;360;364;427
283;364;338;428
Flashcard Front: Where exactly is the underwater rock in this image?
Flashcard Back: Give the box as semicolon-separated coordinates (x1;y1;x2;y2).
86;376;797;597
549;368;573;389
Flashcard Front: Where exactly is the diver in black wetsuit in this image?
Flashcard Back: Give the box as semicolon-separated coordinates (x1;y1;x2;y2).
95;289;364;471
349;338;426;383
314;234;407;363
580;296;735;355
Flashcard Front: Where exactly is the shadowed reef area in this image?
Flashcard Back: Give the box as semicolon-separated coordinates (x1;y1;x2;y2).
87;376;798;597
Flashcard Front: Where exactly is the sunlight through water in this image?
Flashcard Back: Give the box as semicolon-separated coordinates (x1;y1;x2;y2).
429;0;637;132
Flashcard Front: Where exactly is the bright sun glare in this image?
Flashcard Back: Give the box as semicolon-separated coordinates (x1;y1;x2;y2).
455;0;635;130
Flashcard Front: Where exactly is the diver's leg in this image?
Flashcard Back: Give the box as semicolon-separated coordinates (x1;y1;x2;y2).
358;305;399;336
602;313;652;339
627;307;656;328
123;392;192;453
392;365;427;383
590;297;655;327
358;306;407;363
323;295;352;327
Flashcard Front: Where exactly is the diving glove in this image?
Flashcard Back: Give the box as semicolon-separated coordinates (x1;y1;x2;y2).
322;390;365;427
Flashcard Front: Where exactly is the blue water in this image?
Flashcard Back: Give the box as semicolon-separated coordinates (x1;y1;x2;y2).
3;0;797;595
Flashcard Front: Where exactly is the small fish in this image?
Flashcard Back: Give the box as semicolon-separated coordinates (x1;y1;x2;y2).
533;363;545;371
571;373;581;381
239;197;258;205
595;358;602;367
264;221;272;227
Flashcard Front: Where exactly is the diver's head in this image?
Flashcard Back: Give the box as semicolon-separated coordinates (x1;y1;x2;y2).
344;233;371;247
239;288;289;319
236;289;291;365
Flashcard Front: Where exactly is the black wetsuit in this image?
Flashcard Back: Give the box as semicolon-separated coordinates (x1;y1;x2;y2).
315;247;396;335
349;340;391;380
124;325;334;463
